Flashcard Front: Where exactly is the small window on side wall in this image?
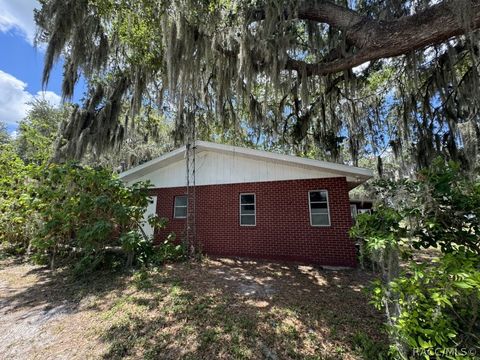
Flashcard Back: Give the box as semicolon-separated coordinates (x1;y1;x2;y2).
309;190;330;226
240;193;256;226
350;204;358;219
358;209;372;215
173;195;188;219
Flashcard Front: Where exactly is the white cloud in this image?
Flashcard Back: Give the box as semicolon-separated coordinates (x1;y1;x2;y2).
0;0;39;44
0;70;61;126
38;90;62;106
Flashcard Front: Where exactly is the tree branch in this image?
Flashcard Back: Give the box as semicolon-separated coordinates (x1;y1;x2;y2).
249;0;364;31
280;0;480;75
296;1;364;30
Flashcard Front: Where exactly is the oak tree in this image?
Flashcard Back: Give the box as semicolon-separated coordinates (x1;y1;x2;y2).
36;0;480;170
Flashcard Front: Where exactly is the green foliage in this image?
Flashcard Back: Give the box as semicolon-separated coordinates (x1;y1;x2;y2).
0;144;38;251
0;121;9;145
351;206;406;271
350;200;411;282
150;234;186;264
0;100;183;273
375;251;480;356
0;153;183;272
15;99;70;164
413;159;480;255
351;159;480;358
31;163;152;269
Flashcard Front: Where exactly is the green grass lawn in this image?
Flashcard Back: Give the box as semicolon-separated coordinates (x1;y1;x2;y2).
0;257;387;359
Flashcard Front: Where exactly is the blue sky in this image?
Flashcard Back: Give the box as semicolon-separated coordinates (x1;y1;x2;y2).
0;0;84;133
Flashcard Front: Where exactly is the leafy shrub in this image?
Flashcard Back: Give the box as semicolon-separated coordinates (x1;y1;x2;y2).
350;206;406;275
373;251;480;355
0;155;184;272
0;144;39;251
412;160;480;255
150;234;186;264
30;162;155;269
351;159;480;358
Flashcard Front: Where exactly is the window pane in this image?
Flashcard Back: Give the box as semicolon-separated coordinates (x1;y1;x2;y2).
240;194;256;225
309;191;327;202
241;204;255;214
175;196;188;207
174;206;187;218
241;214;255;225
311;202;328;209
311;213;329;226
240;194;255;204
311;207;328;214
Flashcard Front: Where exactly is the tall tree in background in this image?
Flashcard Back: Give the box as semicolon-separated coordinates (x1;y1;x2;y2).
0;121;9;145
16;99;70;164
35;0;480;172
15;99;175;170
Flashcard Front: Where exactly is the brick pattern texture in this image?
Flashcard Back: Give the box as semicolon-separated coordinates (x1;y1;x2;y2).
151;177;356;267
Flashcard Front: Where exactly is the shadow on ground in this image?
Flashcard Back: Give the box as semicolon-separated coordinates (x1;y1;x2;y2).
0;257;387;359
1;264;127;310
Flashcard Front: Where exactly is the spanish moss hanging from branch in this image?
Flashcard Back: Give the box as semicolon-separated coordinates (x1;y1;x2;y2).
35;0;480;171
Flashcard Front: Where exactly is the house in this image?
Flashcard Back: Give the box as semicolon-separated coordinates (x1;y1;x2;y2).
120;141;373;267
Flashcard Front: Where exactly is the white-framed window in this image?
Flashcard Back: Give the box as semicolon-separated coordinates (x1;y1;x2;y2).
350;204;358;219
240;193;256;226
358;209;372;215
308;190;330;226
173;195;188;219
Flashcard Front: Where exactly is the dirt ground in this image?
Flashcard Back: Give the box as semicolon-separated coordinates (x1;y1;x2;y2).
0;257;386;359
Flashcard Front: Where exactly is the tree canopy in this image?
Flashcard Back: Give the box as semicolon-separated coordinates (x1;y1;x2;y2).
15;99;70;164
36;0;480;171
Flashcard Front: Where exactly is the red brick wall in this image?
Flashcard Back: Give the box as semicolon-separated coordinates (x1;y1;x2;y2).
151;177;356;267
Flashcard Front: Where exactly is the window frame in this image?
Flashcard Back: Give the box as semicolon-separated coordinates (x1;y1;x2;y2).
239;193;256;227
357;208;372;215
350;204;358;219
308;190;331;227
173;195;188;219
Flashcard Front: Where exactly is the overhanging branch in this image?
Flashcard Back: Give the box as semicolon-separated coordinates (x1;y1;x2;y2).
263;0;480;76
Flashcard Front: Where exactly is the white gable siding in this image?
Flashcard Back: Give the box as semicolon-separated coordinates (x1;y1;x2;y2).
132;159;186;186
128;150;349;188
